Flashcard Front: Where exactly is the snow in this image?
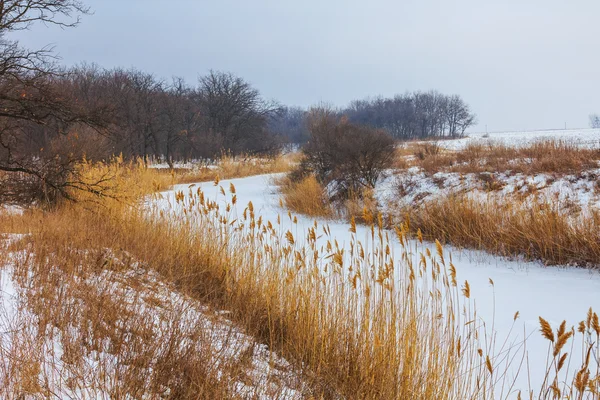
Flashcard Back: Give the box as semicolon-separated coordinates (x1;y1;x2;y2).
375;169;600;214
432;128;600;150
0;236;305;399
155;174;600;396
0;204;24;216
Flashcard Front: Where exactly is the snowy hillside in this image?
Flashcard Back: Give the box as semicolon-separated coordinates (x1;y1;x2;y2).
441;128;600;149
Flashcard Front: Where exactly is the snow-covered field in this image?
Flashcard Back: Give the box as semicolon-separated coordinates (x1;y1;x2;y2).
437;128;600;150
156;174;600;396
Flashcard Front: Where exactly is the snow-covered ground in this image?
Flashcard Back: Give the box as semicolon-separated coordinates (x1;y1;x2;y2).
376;167;600;214
436;128;600;150
156;174;600;396
0;234;305;399
0;204;24;216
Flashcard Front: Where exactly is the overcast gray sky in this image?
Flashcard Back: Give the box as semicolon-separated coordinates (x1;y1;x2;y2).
11;0;600;132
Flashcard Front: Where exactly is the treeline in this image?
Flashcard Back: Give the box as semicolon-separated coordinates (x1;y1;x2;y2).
56;66;283;165
12;66;478;169
0;64;286;203
344;91;476;139
0;0;477;204
271;91;477;143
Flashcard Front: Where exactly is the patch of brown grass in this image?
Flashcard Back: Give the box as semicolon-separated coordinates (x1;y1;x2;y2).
411;140;600;176
277;175;333;218
401;194;600;267
171;153;295;185
277;174;382;223
343;187;381;224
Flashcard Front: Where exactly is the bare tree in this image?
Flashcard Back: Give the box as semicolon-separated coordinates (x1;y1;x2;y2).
344;91;476;140
0;1;113;205
196;70;281;155
118;70;164;164
446;95;476;137
159;77;202;166
590;114;600;129
0;1;89;31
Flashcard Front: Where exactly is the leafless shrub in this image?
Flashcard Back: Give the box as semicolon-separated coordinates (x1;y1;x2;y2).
394;174;420;197
414;141;442;161
296;109;396;200
477;172;505;192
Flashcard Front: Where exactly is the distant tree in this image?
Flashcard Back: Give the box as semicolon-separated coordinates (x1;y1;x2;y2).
116;69;165;164
590;114;600;129
159;77;197;167
344;91;476;140
446;95;476;137
268;106;309;144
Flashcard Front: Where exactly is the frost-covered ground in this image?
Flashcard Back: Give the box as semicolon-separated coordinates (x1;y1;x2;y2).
436;128;600;150
0;234;305;399
157;174;600;396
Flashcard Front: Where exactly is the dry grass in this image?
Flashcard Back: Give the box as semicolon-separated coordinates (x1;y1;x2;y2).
74;156;175;202
343;187;381;224
0;160;598;398
276;175;333;218
0;239;241;398
0;233;301;398
403;140;600;176
399;194;600;267
0;162;494;398
168;153;296;185
277;174;383;223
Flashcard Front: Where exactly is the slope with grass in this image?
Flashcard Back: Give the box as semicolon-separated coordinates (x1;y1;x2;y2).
156;174;600;398
376;138;600;268
0;234;304;398
0;158;310;398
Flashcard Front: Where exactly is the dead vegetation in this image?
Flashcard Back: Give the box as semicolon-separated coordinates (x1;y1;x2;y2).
397;194;600;267
278;110;393;223
376;139;600;268
276;174;333;218
0;159;598;398
0;235;302;398
167;152;297;185
401;140;600;176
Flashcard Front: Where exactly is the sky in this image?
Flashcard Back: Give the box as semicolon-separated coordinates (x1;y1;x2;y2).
10;0;600;132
